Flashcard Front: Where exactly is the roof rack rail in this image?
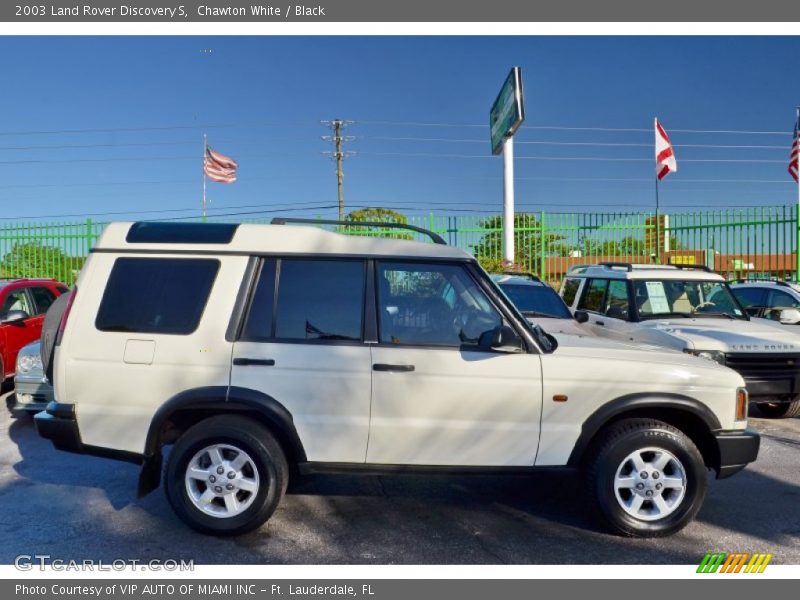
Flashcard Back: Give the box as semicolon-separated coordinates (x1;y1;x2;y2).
736;277;791;287
598;262;634;271
270;217;447;245
669;264;713;272
501;271;541;281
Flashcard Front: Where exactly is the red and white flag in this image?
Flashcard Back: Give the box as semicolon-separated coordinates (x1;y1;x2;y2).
788;123;799;183
654;118;677;181
204;146;238;184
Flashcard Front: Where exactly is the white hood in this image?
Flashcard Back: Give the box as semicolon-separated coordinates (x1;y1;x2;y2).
637;316;800;353
528;317;592;337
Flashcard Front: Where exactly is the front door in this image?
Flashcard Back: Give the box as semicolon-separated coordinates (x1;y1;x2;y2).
367;261;543;466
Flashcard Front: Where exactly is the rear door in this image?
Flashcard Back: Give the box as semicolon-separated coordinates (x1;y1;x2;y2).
230;257;372;464
367;260;543;466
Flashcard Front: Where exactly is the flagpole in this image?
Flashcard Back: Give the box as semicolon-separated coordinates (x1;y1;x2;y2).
202;133;208;223
654;117;661;265
796;107;800;281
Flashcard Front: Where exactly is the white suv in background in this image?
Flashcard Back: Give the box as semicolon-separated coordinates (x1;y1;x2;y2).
35;221;758;538
560;263;800;418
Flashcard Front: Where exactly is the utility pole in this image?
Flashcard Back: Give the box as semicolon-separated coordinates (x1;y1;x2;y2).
321;119;354;221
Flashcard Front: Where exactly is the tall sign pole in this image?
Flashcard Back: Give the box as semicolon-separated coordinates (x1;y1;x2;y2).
490;67;525;264
502;137;515;262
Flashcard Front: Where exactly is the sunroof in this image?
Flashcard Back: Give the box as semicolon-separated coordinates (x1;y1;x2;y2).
126;222;239;244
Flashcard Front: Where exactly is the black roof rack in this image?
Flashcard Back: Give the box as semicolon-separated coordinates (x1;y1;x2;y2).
669;264;713;272
598;262;634;271
270;217;446;245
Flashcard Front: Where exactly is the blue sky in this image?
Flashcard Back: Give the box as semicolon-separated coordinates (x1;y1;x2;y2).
2;36;800;223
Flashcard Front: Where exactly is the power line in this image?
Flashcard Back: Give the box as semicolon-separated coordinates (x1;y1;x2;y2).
354;120;794;135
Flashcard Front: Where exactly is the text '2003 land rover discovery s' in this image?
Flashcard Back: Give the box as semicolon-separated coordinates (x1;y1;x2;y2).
35;221;759;537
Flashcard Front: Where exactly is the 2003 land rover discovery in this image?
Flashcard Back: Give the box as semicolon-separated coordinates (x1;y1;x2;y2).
35;220;759;537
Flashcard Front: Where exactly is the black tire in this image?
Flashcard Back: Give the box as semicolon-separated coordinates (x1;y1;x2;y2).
585;418;707;538
755;399;800;419
164;415;289;536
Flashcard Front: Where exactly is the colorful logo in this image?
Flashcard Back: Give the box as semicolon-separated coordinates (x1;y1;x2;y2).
697;552;772;573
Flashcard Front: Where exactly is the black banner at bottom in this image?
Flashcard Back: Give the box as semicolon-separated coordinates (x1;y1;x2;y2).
4;579;793;600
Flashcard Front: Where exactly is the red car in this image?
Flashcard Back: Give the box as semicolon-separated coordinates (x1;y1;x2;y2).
0;279;69;380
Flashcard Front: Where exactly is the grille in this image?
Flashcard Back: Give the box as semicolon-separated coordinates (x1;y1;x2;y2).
725;353;800;379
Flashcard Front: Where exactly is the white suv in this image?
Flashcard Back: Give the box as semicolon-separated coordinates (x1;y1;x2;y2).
35;221;758;537
561;263;800;418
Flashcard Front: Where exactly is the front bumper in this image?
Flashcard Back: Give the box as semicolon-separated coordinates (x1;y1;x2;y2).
8;377;54;413
715;429;760;479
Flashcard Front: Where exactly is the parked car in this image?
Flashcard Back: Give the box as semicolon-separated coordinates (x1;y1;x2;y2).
0;278;69;383
5;341;53;414
730;280;800;324
560;263;800;418
490;272;591;336
35;221;758;538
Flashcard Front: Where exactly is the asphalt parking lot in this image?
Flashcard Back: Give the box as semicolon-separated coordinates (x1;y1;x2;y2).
1;393;798;565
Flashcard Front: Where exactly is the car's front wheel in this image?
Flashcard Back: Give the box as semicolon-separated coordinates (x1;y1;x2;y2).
755;399;800;419
165;415;288;536
585;418;707;538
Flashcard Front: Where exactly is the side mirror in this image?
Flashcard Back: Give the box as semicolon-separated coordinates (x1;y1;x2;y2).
574;310;589;324
478;325;522;352
1;310;29;324
779;308;800;324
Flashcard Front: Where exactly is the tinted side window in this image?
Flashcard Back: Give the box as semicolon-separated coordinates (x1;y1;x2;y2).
604;280;630;320
561;278;581;306
732;287;767;308
96;258;219;334
578;279;608;312
274;259;365;341
241;259;277;340
30;286;57;315
377;262;502;347
768;290;800;308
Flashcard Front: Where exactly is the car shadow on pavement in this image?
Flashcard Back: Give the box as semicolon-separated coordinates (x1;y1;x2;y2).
5;413;800;564
7;415;144;511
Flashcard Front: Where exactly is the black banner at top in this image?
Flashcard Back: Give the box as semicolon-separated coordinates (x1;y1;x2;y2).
3;0;800;22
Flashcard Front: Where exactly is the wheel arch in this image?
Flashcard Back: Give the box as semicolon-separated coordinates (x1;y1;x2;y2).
137;386;306;498
566;393;722;473
144;386;307;463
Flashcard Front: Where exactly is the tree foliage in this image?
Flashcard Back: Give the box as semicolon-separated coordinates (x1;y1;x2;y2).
472;214;567;271
345;207;412;240
1;242;83;283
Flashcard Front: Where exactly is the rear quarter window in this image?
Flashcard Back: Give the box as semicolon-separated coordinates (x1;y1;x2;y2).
96;258;220;334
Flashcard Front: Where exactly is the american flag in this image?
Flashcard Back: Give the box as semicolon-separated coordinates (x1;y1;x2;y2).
204;146;238;183
654;118;677;181
789;123;799;183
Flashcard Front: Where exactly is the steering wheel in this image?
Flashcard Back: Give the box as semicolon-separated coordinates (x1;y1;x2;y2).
692;301;716;313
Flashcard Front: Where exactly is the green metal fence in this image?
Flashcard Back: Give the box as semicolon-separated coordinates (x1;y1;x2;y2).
1;206;797;286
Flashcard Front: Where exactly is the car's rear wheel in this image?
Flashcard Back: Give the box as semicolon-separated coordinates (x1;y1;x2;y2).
755;399;800;419
165;415;288;536
585;418;707;537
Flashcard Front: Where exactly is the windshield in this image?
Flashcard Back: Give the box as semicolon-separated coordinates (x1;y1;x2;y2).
633;279;747;320
498;282;573;319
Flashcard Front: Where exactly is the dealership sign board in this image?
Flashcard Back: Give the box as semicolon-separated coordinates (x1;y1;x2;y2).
490;67;525;155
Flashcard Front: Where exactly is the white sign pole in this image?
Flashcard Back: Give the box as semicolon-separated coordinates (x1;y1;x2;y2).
503;136;515;263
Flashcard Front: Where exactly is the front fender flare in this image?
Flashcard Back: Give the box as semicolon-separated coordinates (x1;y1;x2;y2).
566;392;721;467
